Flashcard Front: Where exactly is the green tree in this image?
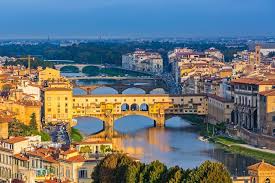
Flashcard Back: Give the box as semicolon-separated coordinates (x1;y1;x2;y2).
187;161;232;183
162;166;185;183
125;162;144;183
139;160;167;183
30;113;38;130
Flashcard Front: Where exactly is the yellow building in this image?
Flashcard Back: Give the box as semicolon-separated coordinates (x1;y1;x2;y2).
248;160;275;183
0;100;42;130
258;89;275;136
39;67;61;83
219;68;233;78
0;110;13;139
44;87;73;124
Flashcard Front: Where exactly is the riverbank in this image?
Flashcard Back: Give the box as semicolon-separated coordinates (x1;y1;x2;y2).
182;115;275;164
211;136;275;164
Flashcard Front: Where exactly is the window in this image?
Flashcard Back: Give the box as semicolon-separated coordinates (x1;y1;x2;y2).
79;169;88;179
272;116;275;122
265;178;271;183
226;105;230;109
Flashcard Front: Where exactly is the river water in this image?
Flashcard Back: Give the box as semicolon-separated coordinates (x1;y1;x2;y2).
70;77;258;176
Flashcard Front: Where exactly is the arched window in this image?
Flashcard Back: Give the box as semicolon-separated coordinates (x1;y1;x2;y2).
121;103;129;111
130;104;139;111
265;178;270;183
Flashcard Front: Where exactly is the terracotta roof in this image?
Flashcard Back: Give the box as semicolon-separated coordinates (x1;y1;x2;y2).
66;155;86;163
231;78;275;85
60;148;77;155
247;160;275;171
4;137;28;144
231;78;261;85
259;89;275;96
14;153;29;161
208;94;233;103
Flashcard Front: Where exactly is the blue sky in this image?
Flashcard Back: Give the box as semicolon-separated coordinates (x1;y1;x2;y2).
0;0;274;38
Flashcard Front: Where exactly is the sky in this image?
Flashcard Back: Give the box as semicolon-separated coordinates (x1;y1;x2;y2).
0;0;275;39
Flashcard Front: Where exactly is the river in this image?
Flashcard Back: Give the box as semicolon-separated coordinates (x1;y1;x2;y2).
67;75;258;176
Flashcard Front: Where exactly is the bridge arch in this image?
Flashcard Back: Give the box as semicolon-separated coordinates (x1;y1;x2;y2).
90;86;119;94
140;103;149;111
121;103;130;111
150;88;166;94
60;65;80;73
122;87;146;94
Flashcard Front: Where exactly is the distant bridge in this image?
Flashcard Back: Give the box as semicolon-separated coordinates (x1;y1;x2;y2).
68;76;157;81
55;64;105;72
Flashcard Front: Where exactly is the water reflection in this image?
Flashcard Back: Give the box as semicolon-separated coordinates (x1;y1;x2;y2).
91;87;118;95
74;116;258;175
122;87;146;94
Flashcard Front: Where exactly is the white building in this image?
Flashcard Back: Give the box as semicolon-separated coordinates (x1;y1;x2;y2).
205;47;224;61
122;49;163;75
17;80;41;101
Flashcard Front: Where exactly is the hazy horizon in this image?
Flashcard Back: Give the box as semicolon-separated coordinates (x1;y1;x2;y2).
0;0;275;39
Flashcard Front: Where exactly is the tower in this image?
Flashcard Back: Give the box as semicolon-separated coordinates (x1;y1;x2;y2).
255;45;261;65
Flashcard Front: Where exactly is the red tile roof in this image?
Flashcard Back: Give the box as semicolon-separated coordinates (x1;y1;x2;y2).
259;89;275;96
66;155;86;163
60;148;77;155
4;137;28;144
231;78;275;85
14;153;29;161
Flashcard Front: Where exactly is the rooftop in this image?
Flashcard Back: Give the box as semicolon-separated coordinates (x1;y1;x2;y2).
247;160;275;171
4;136;28;144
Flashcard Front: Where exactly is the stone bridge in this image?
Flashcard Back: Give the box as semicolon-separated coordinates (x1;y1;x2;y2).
55;64;104;72
70;94;173;138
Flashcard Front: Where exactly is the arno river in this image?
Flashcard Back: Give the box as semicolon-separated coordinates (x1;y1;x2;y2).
66;75;258;176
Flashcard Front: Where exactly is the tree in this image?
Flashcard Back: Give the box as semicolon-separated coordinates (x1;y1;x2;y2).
162;166;186;183
30;113;38;130
125;162;144;183
139;160;167;183
187;161;232;183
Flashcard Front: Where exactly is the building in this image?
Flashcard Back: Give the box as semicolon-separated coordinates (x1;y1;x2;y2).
44;87;73;125
232;161;275;183
247;160;275;183
208;94;234;125
0;136;97;183
205;47;224;61
258;89;275;136
39;68;61;84
231;78;275;132
0;99;42;130
17;81;41;101
0;110;13;139
122;49;163;75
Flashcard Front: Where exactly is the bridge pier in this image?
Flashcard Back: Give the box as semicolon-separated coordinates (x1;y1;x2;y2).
153;115;165;127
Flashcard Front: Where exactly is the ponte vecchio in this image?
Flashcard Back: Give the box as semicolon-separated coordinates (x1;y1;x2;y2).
44;87;208;137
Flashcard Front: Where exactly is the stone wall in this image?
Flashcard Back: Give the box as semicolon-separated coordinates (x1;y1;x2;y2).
237;128;275;150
